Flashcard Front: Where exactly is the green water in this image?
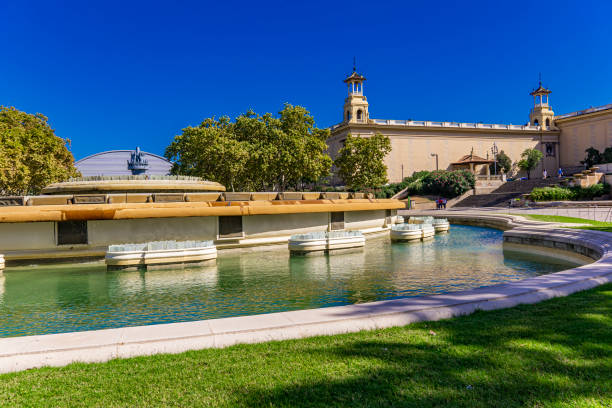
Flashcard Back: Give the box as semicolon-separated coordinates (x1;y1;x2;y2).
0;225;579;338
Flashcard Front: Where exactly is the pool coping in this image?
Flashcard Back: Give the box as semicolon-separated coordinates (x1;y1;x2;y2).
1;212;611;374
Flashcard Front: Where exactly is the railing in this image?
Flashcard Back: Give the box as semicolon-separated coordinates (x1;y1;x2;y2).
555;103;612;120
331;119;545;131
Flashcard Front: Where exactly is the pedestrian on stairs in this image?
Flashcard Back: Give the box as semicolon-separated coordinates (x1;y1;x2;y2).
543;169;548;179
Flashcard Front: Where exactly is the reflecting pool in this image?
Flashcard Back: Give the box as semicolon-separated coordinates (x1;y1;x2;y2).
0;225;582;337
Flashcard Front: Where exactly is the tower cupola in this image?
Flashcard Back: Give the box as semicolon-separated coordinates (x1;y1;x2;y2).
343;61;369;123
529;76;555;128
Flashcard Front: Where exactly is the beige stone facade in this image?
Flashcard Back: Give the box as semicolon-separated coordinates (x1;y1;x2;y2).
556;106;612;167
328;71;612;183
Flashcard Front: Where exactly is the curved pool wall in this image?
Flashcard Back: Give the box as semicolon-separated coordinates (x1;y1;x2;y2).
0;199;403;263
0;226;576;338
1;213;611;373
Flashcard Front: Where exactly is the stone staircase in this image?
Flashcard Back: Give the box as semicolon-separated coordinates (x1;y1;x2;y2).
454;178;563;208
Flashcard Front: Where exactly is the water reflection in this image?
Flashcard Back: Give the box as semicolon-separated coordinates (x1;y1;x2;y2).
0;226;582;338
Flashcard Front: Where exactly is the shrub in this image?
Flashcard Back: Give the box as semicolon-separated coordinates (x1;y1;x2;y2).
530;183;610;201
373;180;407;198
419;170;475;198
530;186;575;201
373;169;476;199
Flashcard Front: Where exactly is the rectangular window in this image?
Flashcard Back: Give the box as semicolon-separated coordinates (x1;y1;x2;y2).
218;216;243;238
330;212;344;230
57;220;88;245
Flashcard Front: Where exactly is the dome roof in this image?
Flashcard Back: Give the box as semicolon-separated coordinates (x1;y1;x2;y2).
75;148;172;177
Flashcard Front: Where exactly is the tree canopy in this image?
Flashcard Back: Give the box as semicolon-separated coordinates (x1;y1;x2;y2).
517;148;543;179
164;104;332;191
581;146;612;168
0;106;79;195
333;133;392;190
489;150;512;175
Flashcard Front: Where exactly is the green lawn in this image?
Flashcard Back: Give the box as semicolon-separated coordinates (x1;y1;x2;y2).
516;214;612;232
1;284;611;407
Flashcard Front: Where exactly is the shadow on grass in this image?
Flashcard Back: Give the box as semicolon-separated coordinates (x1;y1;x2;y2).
236;286;612;408
574;226;612;233
0;286;610;408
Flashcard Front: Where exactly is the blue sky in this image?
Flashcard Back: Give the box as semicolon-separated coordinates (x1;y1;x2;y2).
1;0;611;160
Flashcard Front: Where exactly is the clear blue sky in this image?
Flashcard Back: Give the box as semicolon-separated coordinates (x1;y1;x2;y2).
1;0;610;160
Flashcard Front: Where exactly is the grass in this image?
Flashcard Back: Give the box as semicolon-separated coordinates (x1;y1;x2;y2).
516;214;612;233
1;284;611;407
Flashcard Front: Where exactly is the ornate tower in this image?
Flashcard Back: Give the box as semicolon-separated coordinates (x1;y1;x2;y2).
343;63;369;123
529;77;554;128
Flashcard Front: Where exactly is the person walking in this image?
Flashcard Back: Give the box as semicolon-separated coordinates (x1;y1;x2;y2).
543;169;548;179
558;167;563;178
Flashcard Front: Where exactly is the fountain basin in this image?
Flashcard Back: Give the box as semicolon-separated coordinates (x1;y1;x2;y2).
288;231;365;253
422;224;436;238
391;224;423;241
105;241;217;269
432;218;450;232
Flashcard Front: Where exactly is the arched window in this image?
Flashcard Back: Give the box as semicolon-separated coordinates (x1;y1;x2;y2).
357;110;363;120
534;119;539;126
545;118;550;127
346;111;350;121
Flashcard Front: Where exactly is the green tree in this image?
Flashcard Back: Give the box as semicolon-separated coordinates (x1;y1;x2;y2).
0;106;79;195
581;147;603;168
165;104;332;191
602;147;612;164
517;148;543;180
489;150;512;174
164;116;250;191
333;133;392;190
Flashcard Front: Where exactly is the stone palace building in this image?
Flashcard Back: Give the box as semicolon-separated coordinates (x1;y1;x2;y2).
327;69;612;182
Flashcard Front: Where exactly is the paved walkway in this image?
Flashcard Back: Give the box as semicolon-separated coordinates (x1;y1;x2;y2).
401;206;612;223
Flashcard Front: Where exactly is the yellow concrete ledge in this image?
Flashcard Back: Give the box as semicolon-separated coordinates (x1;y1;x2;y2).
0;199;404;223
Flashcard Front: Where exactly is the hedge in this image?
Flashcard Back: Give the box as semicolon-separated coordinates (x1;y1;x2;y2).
530;183;610;201
374;170;475;199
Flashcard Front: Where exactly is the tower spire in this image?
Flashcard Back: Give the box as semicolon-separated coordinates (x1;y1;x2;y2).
529;74;554;128
342;64;368;124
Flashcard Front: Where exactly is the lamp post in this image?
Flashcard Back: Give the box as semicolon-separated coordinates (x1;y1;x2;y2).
430;153;438;171
490;142;498;175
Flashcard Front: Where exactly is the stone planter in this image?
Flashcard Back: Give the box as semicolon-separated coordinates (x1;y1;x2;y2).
105;240;217;270
288;231;364;253
432;218;450;233
391;224;424;241
222;192;251;201
278;192;304;200
408;216;434;224
288;232;327;253
327;231;366;251
421;224;435;239
320;192;350;200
